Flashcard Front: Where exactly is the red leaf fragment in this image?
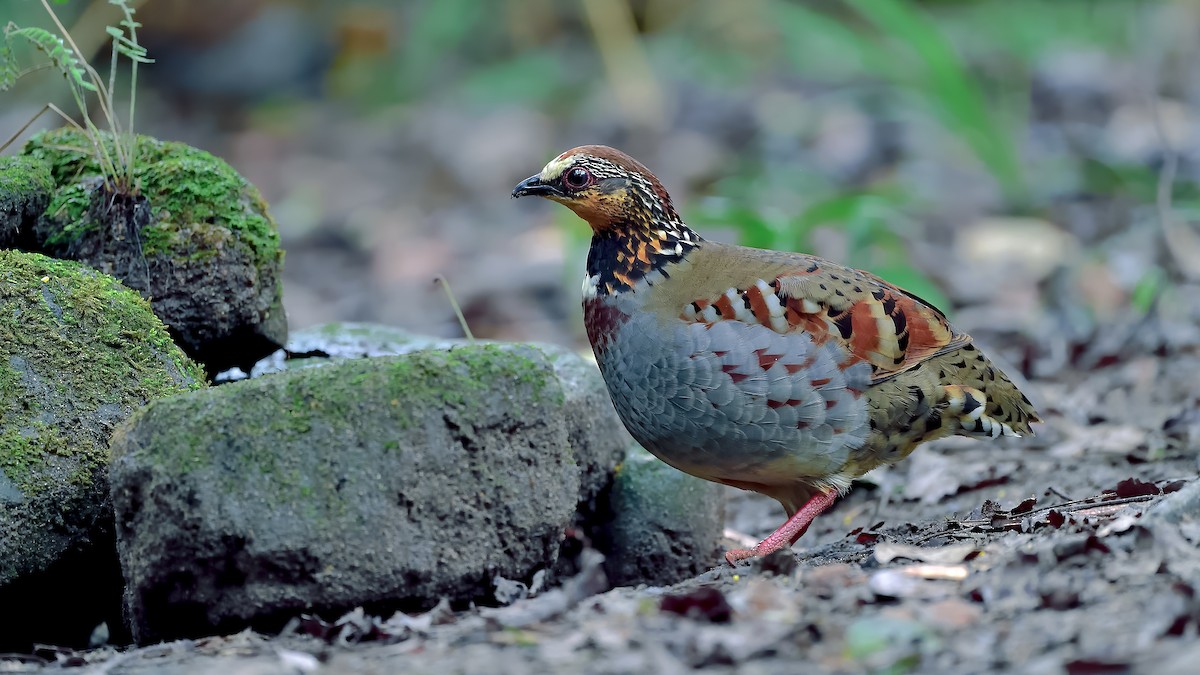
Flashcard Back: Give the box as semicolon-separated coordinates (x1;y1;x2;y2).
1065;659;1130;674
1047;510;1066;528
1114;477;1160;498
659;587;732;623
1166;614;1190;637
1085;535;1112;555
1163;480;1187;494
1012;497;1037;515
855;532;880;545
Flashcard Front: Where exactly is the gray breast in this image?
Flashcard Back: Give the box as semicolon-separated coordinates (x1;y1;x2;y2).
593;302;872;485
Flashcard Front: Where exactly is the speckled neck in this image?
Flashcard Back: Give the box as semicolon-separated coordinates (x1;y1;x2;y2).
585;220;702;295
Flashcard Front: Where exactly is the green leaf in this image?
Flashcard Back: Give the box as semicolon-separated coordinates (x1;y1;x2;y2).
769;0;1028;207
770;0;905;79
459;50;568;106
400;0;490;96
5;24;92;92
1130;266;1166;314
843;0;1027;205
688;200;783;250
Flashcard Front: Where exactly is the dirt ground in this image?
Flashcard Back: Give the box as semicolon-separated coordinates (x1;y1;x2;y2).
4;335;1198;675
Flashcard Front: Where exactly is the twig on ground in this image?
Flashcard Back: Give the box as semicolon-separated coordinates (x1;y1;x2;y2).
433;275;475;341
1046;485;1074;501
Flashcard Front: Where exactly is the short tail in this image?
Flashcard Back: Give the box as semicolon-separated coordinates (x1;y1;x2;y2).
938;341;1040;438
943;381;1037;438
861;341;1040;466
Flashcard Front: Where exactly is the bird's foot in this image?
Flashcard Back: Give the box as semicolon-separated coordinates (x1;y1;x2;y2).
723;488;840;566
723;531;803;566
724;544;779;565
724;548;751;565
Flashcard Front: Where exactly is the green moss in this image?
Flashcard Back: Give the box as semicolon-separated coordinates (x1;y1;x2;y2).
1;156;54;247
120;343;562;513
0;354;16;401
0;250;205;494
21;127;281;266
0;155;54;201
377;344;563;411
0;424;74;486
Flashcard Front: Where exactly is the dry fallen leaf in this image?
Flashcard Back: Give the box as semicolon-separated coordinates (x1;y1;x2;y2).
902;564;970;581
1012;496;1038;515
1114;477;1161;498
874;542;979;565
659;586;732;623
868;564;969;599
1048;510;1068;528
1097;513;1140;537
869;569;936;599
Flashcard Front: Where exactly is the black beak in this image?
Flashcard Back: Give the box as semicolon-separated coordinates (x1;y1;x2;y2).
511;174;560;199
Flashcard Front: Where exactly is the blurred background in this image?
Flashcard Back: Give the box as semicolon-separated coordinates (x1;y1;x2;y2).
5;0;1200;376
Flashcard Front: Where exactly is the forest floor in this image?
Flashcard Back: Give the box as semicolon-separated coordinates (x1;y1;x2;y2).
4;335;1198;675
3;6;1198;669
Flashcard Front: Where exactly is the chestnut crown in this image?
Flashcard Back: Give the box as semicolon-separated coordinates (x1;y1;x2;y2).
511;145;683;232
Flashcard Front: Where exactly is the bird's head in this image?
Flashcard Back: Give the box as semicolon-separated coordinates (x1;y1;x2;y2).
513;145;701;294
511;145;682;233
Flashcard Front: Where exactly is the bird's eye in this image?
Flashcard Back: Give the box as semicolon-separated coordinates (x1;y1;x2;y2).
563;167;592;190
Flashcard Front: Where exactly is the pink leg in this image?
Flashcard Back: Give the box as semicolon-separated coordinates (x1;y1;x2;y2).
725;488;840;565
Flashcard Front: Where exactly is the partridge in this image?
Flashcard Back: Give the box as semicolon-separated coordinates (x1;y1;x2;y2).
512;146;1040;564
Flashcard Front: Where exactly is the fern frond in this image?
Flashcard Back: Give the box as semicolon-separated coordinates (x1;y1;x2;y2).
1;41;16;91
106;0;152;189
108;1;152;62
3;23;96;92
3;0;155;194
105;26;152;64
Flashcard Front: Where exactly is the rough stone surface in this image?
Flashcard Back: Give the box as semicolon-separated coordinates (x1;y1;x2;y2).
0;155;53;249
21;127;287;375
0;250;204;651
246;322;451;377
252;323;629;533
601;445;725;587
537;343;632;535
280;322;449;359
110;343;594;643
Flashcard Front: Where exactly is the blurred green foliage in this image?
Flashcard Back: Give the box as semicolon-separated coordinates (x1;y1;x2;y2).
6;0;1190;317
502;0;1177;312
2;0;151;189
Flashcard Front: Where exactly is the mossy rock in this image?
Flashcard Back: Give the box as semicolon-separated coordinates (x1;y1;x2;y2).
111;343;589;643
0;249;205;650
21;127;287;375
601;444;725;586
0;155;54;249
252;323;629;529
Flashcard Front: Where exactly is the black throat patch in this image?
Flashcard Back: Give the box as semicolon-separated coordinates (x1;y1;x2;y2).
586;221;701;294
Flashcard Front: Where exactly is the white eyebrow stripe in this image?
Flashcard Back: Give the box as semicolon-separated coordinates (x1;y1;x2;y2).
540;154;576;181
